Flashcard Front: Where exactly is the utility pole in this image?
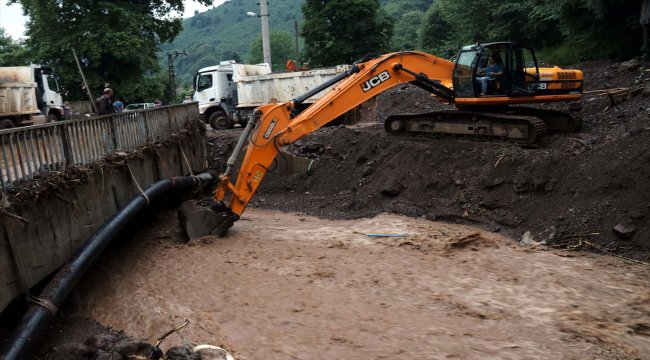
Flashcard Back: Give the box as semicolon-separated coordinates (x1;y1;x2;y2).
72;48;96;114
167;51;186;103
260;0;271;69
294;20;299;61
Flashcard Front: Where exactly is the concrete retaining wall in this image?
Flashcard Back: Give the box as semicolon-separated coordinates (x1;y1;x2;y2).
0;125;207;312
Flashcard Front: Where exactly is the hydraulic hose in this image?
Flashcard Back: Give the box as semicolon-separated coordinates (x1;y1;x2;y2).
0;172;217;360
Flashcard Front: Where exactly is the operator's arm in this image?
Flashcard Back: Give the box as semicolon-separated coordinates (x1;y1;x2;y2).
214;52;454;222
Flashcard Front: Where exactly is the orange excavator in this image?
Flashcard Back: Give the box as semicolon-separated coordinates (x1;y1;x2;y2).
179;42;583;238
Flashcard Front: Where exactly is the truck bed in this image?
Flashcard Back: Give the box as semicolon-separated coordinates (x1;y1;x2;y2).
233;65;351;108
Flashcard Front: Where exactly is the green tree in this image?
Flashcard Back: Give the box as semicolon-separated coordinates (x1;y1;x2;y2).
249;31;296;70
12;0;210;102
390;10;425;51
530;0;641;60
222;50;243;63
417;0;642;62
418;2;454;56
301;0;394;66
0;29;29;66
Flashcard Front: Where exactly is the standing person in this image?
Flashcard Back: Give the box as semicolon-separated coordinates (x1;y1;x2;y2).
154;99;162;107
113;97;124;112
63;101;72;119
95;88;114;115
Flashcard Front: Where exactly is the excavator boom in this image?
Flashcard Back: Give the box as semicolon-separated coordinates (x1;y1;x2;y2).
180;52;455;238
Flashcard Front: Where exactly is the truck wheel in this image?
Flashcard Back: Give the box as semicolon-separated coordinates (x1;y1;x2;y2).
209;111;233;130
47;114;59;123
0;119;15;130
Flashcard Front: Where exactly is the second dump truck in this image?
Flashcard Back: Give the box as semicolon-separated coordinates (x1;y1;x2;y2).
0;65;64;129
192;61;351;130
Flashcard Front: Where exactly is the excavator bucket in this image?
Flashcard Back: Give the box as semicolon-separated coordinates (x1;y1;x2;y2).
178;200;236;240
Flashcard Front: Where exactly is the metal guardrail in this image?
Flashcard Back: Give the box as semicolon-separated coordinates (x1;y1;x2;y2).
0;104;200;191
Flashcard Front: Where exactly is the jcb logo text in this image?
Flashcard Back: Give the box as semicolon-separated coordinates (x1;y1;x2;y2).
361;71;391;92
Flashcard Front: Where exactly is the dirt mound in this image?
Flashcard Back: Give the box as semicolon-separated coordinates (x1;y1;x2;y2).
208;59;650;260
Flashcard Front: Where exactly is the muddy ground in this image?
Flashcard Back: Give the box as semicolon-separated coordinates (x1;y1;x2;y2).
5;59;650;358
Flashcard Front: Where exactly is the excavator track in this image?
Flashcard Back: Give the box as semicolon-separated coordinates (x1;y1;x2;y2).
506;107;582;133
384;110;547;143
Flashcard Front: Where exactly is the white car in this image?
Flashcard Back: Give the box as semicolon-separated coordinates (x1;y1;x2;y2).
124;103;155;111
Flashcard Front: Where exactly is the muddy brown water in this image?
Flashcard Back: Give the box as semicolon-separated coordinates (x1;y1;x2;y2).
74;208;649;359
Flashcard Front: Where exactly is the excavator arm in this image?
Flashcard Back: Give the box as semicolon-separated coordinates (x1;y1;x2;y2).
180;52;455;238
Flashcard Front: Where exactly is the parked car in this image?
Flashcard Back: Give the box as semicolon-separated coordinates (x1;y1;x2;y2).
124;103;155;111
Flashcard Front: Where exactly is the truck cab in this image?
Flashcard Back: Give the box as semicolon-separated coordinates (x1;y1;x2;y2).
193;61;256;129
34;65;65;122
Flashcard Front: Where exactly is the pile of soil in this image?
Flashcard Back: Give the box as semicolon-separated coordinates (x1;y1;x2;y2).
208;58;650;260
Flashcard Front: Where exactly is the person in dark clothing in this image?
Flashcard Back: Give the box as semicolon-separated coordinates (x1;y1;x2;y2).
95;88;114;115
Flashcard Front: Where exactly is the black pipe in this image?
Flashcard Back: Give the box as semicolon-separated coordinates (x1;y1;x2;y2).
0;172;217;360
292;64;361;106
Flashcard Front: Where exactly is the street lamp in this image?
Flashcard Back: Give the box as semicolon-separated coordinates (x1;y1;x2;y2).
247;1;271;69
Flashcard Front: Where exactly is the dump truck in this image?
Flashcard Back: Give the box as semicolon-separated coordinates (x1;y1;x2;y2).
0;65;65;129
192;61;351;130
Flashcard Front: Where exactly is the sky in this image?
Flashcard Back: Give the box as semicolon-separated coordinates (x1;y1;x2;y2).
0;1;226;40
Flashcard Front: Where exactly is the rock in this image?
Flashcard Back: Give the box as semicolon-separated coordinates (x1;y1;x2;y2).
540;226;556;244
165;345;196;360
304;141;324;153
48;343;89;360
84;334;119;352
519;231;544;246
619;59;640;71
613;224;636;240
380;181;403;197
628;126;645;136
117;341;163;360
193;344;235;360
643;84;650;97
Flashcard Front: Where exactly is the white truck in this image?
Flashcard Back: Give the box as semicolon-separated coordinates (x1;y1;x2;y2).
0;64;64;129
192;60;351;129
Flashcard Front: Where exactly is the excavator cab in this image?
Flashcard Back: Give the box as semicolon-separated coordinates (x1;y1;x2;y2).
453;42;540;98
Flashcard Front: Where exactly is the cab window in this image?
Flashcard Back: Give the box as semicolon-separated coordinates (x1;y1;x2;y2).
453;51;477;97
197;74;213;92
46;75;60;92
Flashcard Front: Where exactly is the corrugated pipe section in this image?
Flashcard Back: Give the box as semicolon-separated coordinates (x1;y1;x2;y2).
0;172;217;360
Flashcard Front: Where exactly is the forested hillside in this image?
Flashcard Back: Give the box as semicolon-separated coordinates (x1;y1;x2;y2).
160;0;304;87
164;0;644;89
162;0;440;87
